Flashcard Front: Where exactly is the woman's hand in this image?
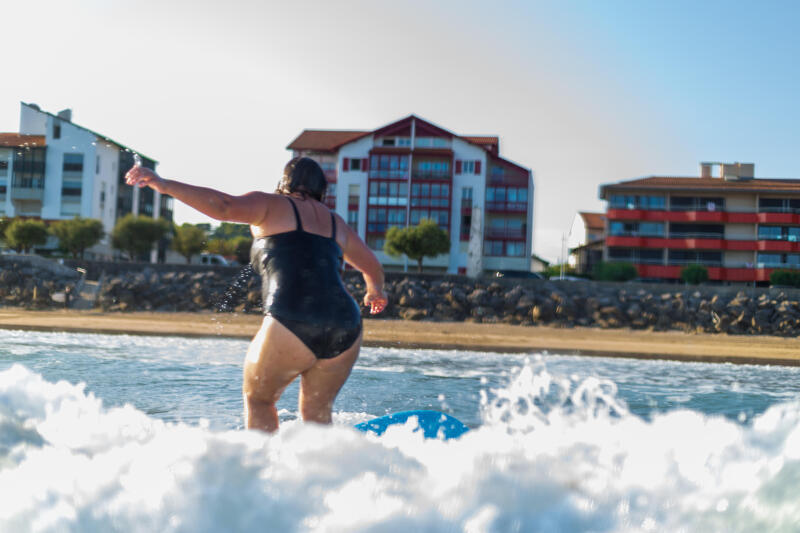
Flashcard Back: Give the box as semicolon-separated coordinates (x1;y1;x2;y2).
125;165;168;194
364;288;388;315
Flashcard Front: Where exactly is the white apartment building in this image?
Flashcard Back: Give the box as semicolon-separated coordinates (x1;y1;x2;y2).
0;102;172;260
288;115;534;273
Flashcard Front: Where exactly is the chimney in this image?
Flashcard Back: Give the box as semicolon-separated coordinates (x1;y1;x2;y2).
57;108;72;122
721;162;754;181
700;163;712;178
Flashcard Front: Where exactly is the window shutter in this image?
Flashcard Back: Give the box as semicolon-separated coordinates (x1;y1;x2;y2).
362;158;368;171
475;161;481;175
455;160;462;174
343;158;350;171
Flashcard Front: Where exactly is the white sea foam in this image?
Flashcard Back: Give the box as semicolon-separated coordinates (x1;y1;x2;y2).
2;360;800;532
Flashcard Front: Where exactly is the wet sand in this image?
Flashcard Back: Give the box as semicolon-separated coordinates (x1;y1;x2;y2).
1;309;800;366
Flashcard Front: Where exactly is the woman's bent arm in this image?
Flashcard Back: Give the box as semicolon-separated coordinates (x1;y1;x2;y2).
340;221;387;314
125;166;267;225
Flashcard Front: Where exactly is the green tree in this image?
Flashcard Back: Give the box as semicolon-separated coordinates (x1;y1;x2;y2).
5;219;49;253
384;218;450;273
205;237;235;256
542;263;578;279
0;217;12;246
592;261;638;282
172;223;207;263
50;217;104;259
231;235;253;265
680;264;709;285
211;222;250;240
111;214;170;261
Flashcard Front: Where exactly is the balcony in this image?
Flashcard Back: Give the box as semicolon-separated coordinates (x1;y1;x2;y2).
486;201;527;213
411;170;451;181
10;180;45;203
485;227;527;240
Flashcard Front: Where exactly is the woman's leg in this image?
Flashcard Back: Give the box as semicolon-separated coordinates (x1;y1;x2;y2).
243;317;317;432
298;332;362;424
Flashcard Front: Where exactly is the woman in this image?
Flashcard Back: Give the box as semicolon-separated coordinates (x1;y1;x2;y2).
125;157;387;432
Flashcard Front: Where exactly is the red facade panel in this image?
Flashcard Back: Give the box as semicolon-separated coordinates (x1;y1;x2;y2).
635;264;774;282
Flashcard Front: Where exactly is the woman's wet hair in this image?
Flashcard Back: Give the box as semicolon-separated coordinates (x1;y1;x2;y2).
275;157;327;202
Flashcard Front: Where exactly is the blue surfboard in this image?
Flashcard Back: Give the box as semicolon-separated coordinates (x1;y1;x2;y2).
354;410;469;440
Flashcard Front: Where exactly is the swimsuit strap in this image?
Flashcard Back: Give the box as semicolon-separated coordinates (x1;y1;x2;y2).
286;197;303;232
329;211;337;241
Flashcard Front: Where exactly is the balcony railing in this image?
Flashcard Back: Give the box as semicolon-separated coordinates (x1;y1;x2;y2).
411;170;451;180
369;170;409;179
667;260;723;267
486;201;527;212
668;232;725;239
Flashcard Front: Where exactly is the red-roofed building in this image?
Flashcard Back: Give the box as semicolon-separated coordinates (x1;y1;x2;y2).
287;115;534;273
599;162;800;283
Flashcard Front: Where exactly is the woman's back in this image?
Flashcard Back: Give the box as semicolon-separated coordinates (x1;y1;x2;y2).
251;196;360;328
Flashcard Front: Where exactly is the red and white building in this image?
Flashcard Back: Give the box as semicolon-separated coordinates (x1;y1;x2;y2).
600;161;800;283
287;115;534;273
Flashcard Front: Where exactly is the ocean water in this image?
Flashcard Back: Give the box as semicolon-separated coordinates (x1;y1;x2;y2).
1;329;800;532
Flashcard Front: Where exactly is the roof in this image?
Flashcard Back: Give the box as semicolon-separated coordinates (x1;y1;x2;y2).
462;136;498;145
600;176;800;197
20;102;158;163
286;116;526;171
0;133;45;148
530;252;550;266
579;211;605;230
286;130;370;152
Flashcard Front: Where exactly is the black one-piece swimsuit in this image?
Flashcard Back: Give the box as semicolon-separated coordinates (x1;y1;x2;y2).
250;197;362;359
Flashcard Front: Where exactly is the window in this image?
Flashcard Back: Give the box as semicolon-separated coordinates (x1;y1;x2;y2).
506;242;525;257
486;186;527;211
608;248;664;264
414;137;449;148
381;138;395;147
53;122;61;139
324;183;336;209
367;207;406;233
347;184;359;231
367;237;385;250
668;250;722;265
460;187;473;241
369;154;408;178
669;223;723;239
368;180;408;206
759;198;800;213
61;153;84;214
350;158;361;171
609;195;666;210
411;182;449;212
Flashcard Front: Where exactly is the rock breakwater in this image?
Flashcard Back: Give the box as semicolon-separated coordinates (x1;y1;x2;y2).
3;259;800;337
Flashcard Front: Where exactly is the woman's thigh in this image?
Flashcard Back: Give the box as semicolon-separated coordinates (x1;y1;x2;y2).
299;331;362;410
243;316;318;402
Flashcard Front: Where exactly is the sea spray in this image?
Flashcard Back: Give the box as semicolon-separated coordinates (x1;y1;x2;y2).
3;345;800;531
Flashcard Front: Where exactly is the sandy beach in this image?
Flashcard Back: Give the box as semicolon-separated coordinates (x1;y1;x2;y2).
1;309;799;366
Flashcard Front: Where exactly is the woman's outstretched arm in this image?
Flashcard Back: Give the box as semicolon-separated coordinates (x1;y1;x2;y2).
125;166;268;225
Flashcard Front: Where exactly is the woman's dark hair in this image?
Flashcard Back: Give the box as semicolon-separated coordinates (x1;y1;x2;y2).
275;157;327;202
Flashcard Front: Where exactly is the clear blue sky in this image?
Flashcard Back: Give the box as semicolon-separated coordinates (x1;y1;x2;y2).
1;0;798;261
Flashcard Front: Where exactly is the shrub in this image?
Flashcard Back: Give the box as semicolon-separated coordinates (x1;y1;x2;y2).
680;264;709;285
592;261;638;282
770;269;800;288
